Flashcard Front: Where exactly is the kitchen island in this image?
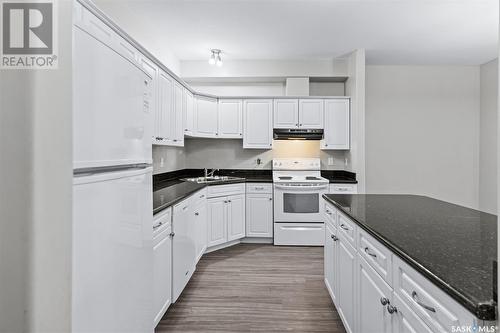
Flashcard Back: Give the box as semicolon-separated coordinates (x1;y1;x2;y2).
322;194;497;332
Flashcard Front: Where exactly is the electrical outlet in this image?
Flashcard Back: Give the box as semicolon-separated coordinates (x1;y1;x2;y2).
328;157;334;166
160;157;164;167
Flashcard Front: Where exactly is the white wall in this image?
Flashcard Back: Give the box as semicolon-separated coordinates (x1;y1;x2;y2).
479;59;498;214
365;65;481;209
152;146;186;175
0;1;73;332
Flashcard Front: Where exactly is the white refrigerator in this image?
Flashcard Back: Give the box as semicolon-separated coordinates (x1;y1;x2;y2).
72;24;154;333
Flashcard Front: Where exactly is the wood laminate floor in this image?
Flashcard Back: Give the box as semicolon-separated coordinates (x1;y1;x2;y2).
156;244;346;333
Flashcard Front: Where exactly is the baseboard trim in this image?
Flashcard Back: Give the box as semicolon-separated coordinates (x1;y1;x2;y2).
241;237;274;244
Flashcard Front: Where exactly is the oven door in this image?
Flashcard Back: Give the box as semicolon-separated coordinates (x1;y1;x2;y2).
273;183;328;222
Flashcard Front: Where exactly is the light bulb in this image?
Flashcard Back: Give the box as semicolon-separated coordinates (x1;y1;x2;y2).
216;54;223;67
208;53;216;65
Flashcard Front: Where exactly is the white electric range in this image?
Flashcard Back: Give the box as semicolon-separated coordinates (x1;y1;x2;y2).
272;158;329;246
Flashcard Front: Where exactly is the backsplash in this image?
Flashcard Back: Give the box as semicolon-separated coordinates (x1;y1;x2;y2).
153;138;346;174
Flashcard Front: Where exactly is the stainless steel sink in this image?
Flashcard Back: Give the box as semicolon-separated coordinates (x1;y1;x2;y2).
181;176;244;184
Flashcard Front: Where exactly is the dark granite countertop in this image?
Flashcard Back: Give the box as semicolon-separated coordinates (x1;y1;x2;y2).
323;194;498;320
321;170;357;184
153;169;273;215
153;180;206;215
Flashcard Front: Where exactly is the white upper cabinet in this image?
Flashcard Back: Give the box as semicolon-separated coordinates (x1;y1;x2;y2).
321;98;350;150
218;99;243;138
156;70;173;145
273;99;299;128
194;96;218;137
243;99;273;149
298;99;324;129
140;57;159;144
171;82;184;146
184;90;195;136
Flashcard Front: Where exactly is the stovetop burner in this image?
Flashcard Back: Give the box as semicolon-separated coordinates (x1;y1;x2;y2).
279;176;293;180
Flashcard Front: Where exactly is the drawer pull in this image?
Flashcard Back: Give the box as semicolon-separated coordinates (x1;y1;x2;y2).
255;187;264;190
412;291;436;313
380;297;389;306
153;221;163;230
331;234;338;241
387;304;398;314
340;224;349;231
326;209;332;215
199;195;205;199
364;247;377;258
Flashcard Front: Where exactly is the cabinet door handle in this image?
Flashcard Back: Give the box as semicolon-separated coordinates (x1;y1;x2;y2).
255;187;264;190
269;198;272;201
387;305;398;314
380;297;389;306
199;195;205;199
340;224;349;231
331;234;338;241
169;232;175;238
364;247;377;258
194;212;199;216
411;291;436;313
228;200;232;203
182;205;188;211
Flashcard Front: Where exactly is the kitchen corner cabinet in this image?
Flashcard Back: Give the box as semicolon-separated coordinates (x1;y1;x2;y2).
227;194;246;241
207;193;245;247
218;99;243;138
243;99;273;149
321;99;350;150
194;96;218;137
207;198;226;247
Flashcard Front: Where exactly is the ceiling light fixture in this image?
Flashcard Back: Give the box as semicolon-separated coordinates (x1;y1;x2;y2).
209;49;222;67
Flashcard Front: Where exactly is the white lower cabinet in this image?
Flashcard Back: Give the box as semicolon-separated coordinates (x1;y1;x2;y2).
322;199;478;333
153;221;172;327
324;223;338;303
172;198;196;303
357;255;392;333
337;235;357;333
245;185;273;238
227;194;246;241
193;196;208;263
207;197;227;247
207;193;246;247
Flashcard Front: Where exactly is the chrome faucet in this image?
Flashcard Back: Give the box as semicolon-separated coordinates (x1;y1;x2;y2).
204;168;219;178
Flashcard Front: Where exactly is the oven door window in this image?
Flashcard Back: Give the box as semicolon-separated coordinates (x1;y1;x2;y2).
283;193;319;213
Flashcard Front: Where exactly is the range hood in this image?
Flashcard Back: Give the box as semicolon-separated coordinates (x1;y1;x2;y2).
273;129;324;140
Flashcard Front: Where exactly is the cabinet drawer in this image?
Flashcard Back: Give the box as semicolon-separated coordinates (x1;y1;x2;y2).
337;211;357;248
393;256;475;332
274;223;324;246
153;207;171;238
193;188;207;206
246;183;272;194
207;183;245;198
330;184;358;194
358;229;392;286
324;201;337;228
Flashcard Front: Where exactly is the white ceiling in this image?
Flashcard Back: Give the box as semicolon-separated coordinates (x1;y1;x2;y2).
94;0;498;65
